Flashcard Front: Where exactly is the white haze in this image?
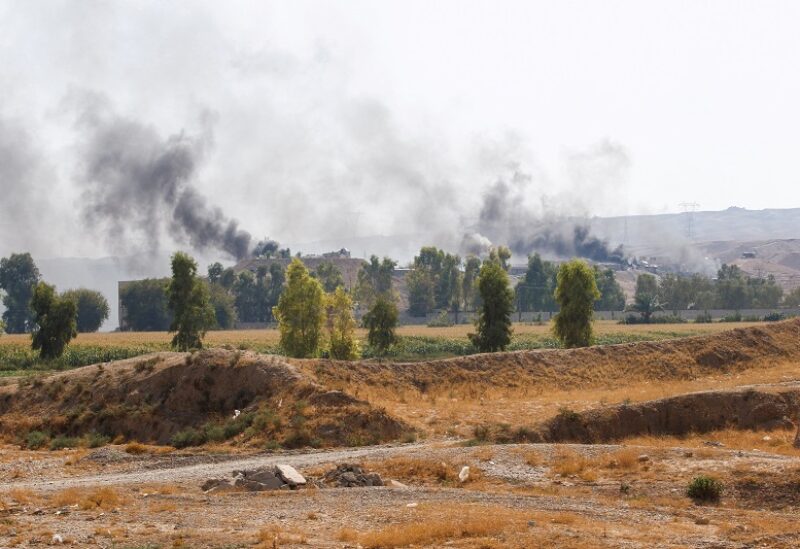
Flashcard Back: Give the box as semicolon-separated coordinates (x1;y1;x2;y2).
2;1;800;328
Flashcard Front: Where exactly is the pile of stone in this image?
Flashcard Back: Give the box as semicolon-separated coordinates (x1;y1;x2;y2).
322;463;384;487
201;463;307;493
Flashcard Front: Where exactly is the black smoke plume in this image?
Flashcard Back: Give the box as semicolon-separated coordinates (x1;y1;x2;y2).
464;160;628;263
76;102;253;260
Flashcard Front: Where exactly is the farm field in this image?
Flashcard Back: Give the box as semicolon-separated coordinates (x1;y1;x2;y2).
0;320;767;373
1;321;799;547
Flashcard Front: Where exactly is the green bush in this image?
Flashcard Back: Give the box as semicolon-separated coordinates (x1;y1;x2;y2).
203;424;227;443
49;435;80;450
720;312;742;323
763;312;786;322
85;432;110;448
694;311;713;323
26;430;49;449
170;428;206;448
687;475;723;502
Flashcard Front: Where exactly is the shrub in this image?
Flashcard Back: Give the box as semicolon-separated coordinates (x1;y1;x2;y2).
49;435;80;450
694;311;713;323
687;475;723;502
763;312;786;322
203;424;227;443
85;432;110;448
720;312;742;323
170;428;206;448
427;311;453;328
26;430;49;450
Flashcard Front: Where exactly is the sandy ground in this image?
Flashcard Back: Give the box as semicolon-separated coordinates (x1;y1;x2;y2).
2;439;800;548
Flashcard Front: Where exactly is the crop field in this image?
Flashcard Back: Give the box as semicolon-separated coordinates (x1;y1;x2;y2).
0;320;765;373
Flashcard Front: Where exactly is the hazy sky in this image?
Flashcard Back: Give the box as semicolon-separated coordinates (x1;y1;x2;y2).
2;0;800;260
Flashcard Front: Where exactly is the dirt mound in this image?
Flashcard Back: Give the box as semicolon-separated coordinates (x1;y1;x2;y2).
0;349;410;446
304;319;800;394
538;383;800;443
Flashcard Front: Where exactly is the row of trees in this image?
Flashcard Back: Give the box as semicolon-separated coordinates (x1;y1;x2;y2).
0;253;109;335
629;265;789;322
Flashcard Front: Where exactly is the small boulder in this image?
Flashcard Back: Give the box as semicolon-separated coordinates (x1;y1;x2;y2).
637;454;650;463
276;464;307;486
388;480;408;489
458;466;470;483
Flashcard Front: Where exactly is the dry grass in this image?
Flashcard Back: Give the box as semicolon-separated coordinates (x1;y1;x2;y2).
364;456;481;485
351;503;533;549
51;487;124;510
124;442;149;455
256;524;309;547
623;427;800;456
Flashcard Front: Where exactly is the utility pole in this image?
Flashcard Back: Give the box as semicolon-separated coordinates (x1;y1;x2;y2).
679;202;700;240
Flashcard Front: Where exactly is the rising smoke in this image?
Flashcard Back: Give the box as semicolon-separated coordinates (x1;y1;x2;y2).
75;98;254;260
461;140;631;263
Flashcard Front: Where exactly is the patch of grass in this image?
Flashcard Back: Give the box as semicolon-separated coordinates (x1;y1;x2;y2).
25;430;49;449
49;435;80;450
85;432;110;449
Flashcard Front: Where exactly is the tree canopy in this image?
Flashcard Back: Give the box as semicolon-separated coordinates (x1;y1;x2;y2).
120;279;171;331
274;259;325;358
62;288;109;333
354;255;396;309
325;286;359;360
30;282;77;359
0;252;41;333
553;259;599;348
363;294;398;355
469;260;514;352
167;252;215;351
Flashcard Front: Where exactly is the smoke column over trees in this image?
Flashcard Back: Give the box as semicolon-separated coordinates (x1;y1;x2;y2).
460;140;630;263
75;98;254;260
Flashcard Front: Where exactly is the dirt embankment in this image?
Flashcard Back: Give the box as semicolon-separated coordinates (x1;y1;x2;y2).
0;349;410;446
304;319;800;394
540;383;800;443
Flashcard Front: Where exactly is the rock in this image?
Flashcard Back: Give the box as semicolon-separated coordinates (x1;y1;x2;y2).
51;534;64;544
201;478;230;492
458;466;470;482
406;502;418;508
762;435;772;441
388;480;408;489
637;454;650;463
703;441;724;447
275;464;306;486
695;517;710;525
323;463;384;488
527;520;536;527
683;451;693;458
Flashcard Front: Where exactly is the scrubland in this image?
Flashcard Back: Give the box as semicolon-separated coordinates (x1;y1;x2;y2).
1;320;799;547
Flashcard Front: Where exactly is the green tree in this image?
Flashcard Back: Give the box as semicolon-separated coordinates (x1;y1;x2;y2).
516;253;559;313
716;264;749;311
313;261;345;292
469;260;514;352
354;255;396;309
406;266;435;317
748;274;783;308
553;259;599;348
363;295;398;355
0;252;41;333
30;282;77;359
119;279;171;331
462;255;482;311
207;282;237;329
273;259;325;358
167;252;215;351
593;267;626;311
488;246;512;271
628;273;662;322
785;287;800;307
62;289;109;333
325;287;359;360
658;273;692;314
207;262;224;285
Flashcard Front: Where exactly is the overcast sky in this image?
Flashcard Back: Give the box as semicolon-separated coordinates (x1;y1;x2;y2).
2;1;800;260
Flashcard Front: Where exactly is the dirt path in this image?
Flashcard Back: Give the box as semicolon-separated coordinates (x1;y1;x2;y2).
2;441;443;490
